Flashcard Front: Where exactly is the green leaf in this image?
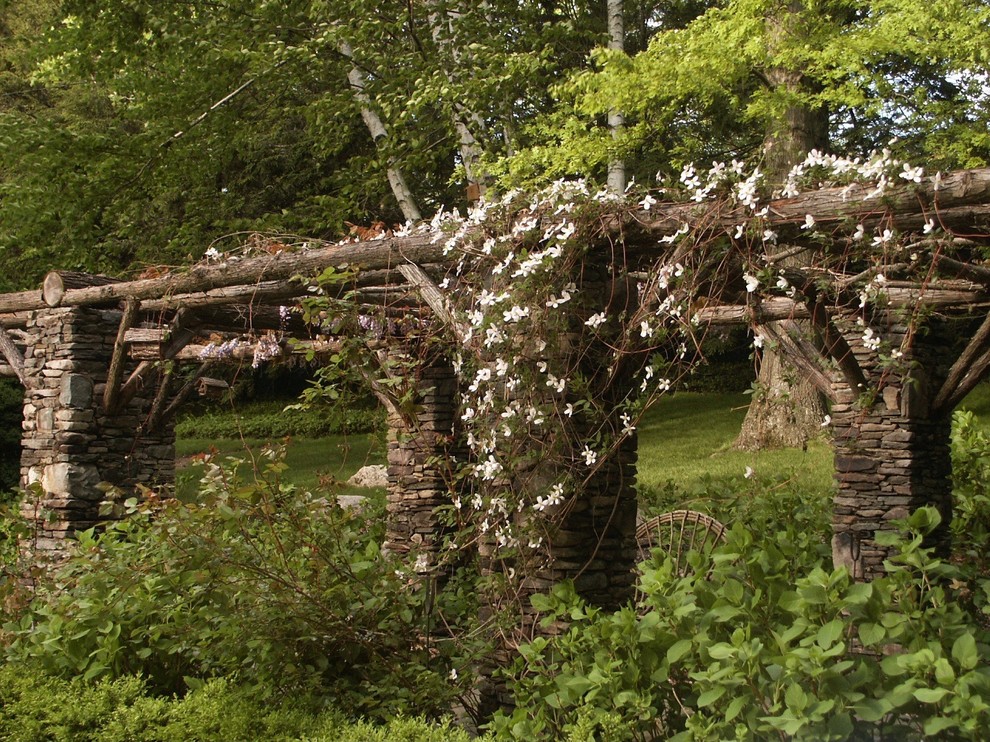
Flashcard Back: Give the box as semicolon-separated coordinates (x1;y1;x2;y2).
952;633;979;671
853;698;890;722
817;620;844;649
725;695;747;722
785;683;808;712
913;687;949;703
858;621;885;646
696;686;727;708
667;639;692;663
707;643;735;660
923;716;958;735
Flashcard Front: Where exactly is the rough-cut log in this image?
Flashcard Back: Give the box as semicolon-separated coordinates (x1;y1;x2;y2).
168;338;341;362
103;298;140;412
697;298;811;325
0;238;449;313
628;167;990;241
397;263;467;344
934;255;990;287
115;313;198;412
0;326;32;389
932;311;990;413
759;321;838;402
0;167;985;315
43;271;121;308
809;301;867;395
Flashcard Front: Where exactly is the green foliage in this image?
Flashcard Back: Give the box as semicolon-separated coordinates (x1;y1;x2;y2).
175;399;384;440
951;409;990;574
504;0;990;189
0;378;23;494
494;507;990;741
6;447;484;721
0;665;475;742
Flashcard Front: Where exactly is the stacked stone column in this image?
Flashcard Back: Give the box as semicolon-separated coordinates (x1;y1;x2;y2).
19;308;175;558
383;350;461;563
829;316;963;579
831;402;952;579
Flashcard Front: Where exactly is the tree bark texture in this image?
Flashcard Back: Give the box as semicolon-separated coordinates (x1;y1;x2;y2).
736;0;831;449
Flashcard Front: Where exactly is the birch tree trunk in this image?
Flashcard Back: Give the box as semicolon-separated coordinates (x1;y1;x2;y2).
606;0;626;193
340;41;422;223
426;3;487;200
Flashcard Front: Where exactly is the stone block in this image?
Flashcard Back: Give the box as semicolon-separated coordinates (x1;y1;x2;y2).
42;462;102;499
59;374;93;409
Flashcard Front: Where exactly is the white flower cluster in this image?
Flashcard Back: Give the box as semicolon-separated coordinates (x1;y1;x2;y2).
198;338;244;360
251;334;282;368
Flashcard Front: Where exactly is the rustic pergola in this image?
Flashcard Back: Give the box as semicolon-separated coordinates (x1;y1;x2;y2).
3;167;989;604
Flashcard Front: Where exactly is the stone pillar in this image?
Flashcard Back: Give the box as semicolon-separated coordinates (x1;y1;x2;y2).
19;308;176;558
831;403;952;580
383;351;460;564
829;317;960;579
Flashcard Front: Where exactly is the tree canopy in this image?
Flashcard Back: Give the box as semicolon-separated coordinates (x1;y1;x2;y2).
0;0;988;290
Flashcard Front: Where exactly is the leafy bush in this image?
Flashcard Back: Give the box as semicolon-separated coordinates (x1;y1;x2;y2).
176;399;384;440
951;409;990;573
638;471;832;553
494;508;990;741
6;447;483;722
0;666;476;741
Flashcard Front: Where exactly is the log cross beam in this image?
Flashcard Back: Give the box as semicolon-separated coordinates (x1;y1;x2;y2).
0;326;33;389
397;262;468;345
932;309;990;414
809;300;868;397
103;298;141;412
758;320;840;402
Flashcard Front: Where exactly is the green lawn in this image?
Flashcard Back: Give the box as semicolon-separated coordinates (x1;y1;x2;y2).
635;392;832;497
175;434;386;501
175;383;990;504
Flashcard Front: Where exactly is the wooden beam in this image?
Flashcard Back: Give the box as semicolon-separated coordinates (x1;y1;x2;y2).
0;167;986;314
810;301;868;394
43;271;121;308
103;298;141;412
759;322;840;402
397;263;468;344
114;311;198;412
932;311;990;413
0;326;32;389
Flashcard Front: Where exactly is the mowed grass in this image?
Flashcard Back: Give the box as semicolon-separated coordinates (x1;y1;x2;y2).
175;434;386;500
635;392;832;497
175;383;990;502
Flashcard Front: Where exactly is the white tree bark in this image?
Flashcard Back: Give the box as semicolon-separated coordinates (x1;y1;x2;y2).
341;41;422;223
606;0;626;193
427;3;487;199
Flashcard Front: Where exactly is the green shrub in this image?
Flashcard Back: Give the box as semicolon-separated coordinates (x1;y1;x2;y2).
951;409;990;574
176;399;384;440
494;508;990;741
0;666;476;741
6;447;482;721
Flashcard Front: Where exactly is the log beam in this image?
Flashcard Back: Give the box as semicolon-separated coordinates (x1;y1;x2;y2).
0;326;32;389
103;298;141;412
932;311;990;414
0;168;986;315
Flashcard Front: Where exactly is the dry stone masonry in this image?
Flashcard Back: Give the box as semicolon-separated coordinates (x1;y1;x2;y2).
828;315;972;578
19;308;175;558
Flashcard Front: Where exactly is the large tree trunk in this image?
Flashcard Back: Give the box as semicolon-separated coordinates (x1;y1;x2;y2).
735;2;829;450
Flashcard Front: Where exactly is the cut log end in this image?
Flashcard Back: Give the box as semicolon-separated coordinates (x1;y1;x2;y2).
43;271;120;308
